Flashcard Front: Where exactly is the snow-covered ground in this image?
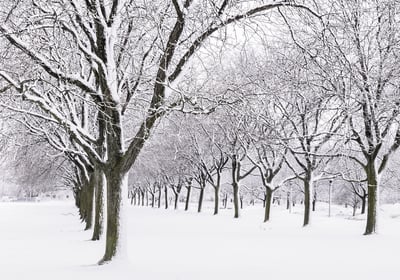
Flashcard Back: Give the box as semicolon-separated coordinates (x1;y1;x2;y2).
0;201;399;280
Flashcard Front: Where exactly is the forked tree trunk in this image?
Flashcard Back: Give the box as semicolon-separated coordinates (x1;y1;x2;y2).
92;169;105;241
264;188;273;223
99;171;128;264
185;185;191;211
365;162;378;235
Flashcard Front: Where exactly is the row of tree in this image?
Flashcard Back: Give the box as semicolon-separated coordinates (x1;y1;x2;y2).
1;0;400;264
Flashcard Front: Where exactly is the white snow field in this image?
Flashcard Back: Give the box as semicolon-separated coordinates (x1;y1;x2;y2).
0;201;399;280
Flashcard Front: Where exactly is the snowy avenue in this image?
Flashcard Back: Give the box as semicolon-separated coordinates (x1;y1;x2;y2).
1;0;400;279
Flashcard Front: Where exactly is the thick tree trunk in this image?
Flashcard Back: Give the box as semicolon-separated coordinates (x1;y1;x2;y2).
84;174;95;231
198;187;205;213
99;171;128;264
185;185;191;211
92;169;104;241
264;188;272;223
365;163;378;235
303;177;313;227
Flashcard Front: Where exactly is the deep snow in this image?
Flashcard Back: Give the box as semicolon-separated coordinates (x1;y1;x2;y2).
0;201;399;280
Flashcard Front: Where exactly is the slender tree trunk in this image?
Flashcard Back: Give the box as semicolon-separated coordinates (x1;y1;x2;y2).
286;192;290;210
361;194;367;214
164;187;168;209
185;185;191;211
224;193;228;209
213;186;219;215
198;186;205;213
233;182;240;218
92;169;105;241
130;191;134;205
158;189;161;208
303;176;313;227
174;193;179;210
365;162;378;235
141;191;145;206
264;188;273;223
99;170;128;264
151;193;155;208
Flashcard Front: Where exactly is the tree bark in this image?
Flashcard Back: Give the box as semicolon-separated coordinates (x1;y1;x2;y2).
361;194;367;215
303;176;313;227
185;185;191;211
233;182;240;218
174;193;179;210
158;188;161;208
92;169;104;241
84;173;95;231
198;186;205;213
99;170;128;264
264;188;272;222
213;186;219;215
164;187;168;209
365;162;378;235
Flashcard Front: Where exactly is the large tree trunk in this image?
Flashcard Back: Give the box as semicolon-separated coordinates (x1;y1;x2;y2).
92;169;105;241
84;173;95;231
99;170;128;264
303;176;313;227
185;185;191;211
264;188;272;223
198;186;205;213
365;162;378;235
